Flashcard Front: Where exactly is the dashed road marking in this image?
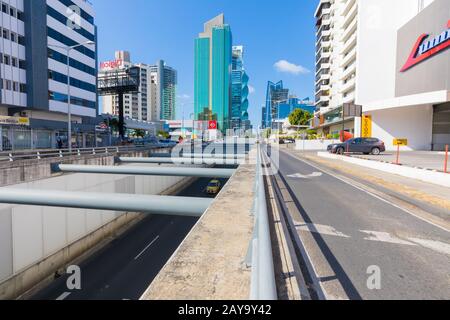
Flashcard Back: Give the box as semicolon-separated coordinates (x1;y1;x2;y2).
134;236;160;260
288;172;323;179
56;292;71;300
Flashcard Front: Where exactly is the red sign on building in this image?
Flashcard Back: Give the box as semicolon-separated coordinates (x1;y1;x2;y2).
208;120;217;130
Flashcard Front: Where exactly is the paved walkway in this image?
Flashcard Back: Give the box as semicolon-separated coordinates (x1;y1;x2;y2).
350;151;448;172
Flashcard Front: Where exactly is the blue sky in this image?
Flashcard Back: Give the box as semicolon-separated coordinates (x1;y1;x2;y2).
93;0;317;127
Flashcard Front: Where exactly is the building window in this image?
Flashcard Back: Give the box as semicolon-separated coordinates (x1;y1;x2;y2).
11;57;17;67
2;29;9;40
3;55;10;65
2;4;7;14
13;82;18;92
4;80;11;90
20;84;26;93
9;7;16;18
10;32;16;43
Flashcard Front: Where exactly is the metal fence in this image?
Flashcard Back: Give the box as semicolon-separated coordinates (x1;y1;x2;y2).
246;143;277;300
0;126;111;152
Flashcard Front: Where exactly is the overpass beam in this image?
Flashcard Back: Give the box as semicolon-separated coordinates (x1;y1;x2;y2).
119;157;245;166
0;189;211;217
54;164;235;178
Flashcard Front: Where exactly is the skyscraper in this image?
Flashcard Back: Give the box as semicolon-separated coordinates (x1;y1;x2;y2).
194;14;232;133
231;46;251;132
263;81;289;129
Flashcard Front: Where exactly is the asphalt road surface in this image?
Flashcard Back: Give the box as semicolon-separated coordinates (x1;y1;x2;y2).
276;149;450;300
30;177;227;300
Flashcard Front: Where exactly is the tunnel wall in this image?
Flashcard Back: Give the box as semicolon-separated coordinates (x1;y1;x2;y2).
0;155;193;299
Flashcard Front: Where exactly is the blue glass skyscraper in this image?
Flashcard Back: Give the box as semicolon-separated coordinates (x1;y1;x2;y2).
263;81;289;128
194;14;232;133
231;46;251;132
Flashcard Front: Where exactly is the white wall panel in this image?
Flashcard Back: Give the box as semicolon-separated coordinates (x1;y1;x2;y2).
43;207;67;256
12;206;43;273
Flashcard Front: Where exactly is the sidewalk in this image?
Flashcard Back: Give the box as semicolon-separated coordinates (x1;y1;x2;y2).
351;151;448;172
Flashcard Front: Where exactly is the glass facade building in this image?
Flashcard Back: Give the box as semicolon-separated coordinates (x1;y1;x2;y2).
263;81;289;128
194;14;232;133
231;46;251;132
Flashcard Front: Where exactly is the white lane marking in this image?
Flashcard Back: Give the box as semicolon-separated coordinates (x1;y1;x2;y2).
134;236;160;260
296;223;351;238
288;172;323;179
281;150;450;233
56;292;71;300
360;230;416;246
407;238;450;256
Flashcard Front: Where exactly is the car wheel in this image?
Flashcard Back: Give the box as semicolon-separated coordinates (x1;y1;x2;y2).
336;147;345;155
371;147;381;155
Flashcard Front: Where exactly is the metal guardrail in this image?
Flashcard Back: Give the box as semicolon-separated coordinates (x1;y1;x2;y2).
246;143;277;300
0;145;166;163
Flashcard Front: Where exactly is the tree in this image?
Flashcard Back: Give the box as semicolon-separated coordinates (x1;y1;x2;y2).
132;129;146;138
158;130;170;139
289;109;313;126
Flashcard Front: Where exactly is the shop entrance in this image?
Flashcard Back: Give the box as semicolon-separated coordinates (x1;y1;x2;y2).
432;102;450;151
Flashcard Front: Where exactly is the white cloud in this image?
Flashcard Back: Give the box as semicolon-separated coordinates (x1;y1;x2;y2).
248;85;255;94
177;94;191;99
274;60;310;75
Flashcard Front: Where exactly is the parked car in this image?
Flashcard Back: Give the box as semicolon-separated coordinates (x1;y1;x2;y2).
285;138;295;144
328;138;386;155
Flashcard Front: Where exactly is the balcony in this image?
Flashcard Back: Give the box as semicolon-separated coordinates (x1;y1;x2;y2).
341;46;357;68
341;62;356;81
341;33;357;56
342;0;357;17
342;91;355;104
315;73;331;85
341;16;357;43
341;77;356;94
342;1;358;30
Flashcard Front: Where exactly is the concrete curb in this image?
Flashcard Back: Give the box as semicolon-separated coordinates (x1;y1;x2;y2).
318;152;450;188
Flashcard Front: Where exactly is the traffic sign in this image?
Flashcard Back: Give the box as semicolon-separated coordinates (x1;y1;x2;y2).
393;139;408;146
208;120;217;130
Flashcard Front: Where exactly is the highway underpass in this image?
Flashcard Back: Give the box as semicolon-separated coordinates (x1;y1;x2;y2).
27;176;229;300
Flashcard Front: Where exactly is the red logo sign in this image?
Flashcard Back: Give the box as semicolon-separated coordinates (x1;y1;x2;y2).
208;121;217;130
401;20;450;72
100;59;123;70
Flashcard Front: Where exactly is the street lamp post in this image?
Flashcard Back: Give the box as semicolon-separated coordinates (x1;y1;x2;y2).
48;41;95;152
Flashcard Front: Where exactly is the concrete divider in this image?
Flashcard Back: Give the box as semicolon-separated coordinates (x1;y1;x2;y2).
295;140;339;151
318;152;450;188
141;149;258;300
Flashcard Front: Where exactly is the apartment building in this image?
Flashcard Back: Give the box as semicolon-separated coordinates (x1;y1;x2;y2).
0;0;98;150
100;51;177;122
312;0;438;149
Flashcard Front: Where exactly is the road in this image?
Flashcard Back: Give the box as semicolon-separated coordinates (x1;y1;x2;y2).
275;148;450;300
30;177;227;300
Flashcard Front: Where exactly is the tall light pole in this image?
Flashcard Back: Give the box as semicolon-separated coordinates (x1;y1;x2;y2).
49;41;95;151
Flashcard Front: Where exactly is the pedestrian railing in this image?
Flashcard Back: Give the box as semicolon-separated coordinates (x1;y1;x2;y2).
245;143;277;300
0;145;165;163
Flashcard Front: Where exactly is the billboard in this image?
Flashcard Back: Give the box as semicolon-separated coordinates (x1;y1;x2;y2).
395;0;450;97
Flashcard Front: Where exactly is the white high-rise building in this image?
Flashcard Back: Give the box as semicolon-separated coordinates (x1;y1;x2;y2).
100;51;177;122
1;0;99;150
312;0;436;139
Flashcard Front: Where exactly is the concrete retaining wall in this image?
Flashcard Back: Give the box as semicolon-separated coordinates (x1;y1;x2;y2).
318;152;450;188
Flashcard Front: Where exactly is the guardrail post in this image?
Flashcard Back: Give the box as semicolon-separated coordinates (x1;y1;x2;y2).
92;148;96;155
9;153;13;162
77;149;81;157
59;150;63;158
37;152;41;160
445;144;448;174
